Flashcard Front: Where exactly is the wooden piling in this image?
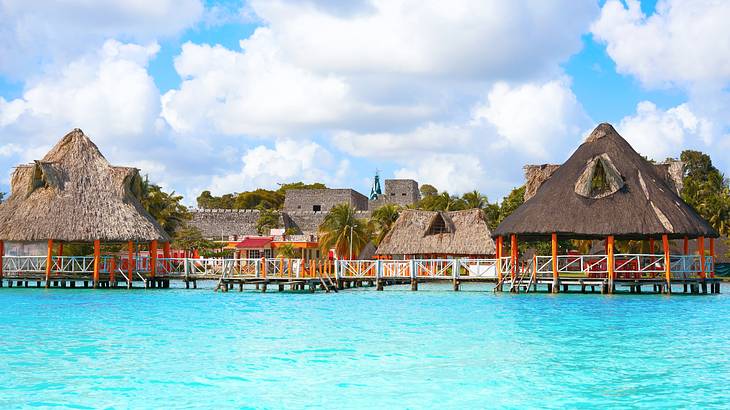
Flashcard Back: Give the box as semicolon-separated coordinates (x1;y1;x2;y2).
45;239;54;288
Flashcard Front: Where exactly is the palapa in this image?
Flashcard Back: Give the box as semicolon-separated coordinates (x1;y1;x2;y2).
494;123;717;240
0;129;169;242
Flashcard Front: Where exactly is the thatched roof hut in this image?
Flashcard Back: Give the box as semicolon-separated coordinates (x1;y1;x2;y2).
493;123;717;240
0;129;169;243
376;209;495;257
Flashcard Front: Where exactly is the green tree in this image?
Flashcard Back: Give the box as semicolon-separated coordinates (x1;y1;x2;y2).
172;225;215;252
318;204;371;259
140;178;190;238
417;191;466;211
680;150;730;236
369;203;401;245
461;190;488;209
256;209;281;235
420;184;438;197
275;244;299;258
497;186;526;225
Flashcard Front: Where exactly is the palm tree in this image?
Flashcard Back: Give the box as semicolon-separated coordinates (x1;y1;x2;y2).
370;204;401;245
462;190;487;209
318;204;371;259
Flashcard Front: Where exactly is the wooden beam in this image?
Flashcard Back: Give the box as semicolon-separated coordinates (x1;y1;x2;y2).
510;234;517;282
45;239;54;287
698;236;705;279
710;238;715;278
607;235;614;294
662;234;671;294
127;241;134;288
93;240;101;288
150;240;158;278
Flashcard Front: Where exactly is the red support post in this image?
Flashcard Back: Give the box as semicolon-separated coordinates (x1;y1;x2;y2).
93;240;101;288
150;240;158;278
45;239;54;288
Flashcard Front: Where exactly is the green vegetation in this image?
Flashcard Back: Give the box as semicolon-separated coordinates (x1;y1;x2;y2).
196;182;327;210
275;244;298;258
369;203;401;245
172;226;216;253
680;150;730;236
140;178;190;238
318;203;370;259
256;209;281;235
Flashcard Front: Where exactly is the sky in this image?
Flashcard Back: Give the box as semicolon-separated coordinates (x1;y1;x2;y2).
1;0;729;206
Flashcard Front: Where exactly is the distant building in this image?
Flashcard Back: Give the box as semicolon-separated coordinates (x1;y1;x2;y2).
284;188;369;212
369;179;420;209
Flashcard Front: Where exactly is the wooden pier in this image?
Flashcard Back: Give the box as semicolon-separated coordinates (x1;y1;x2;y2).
0;254;721;295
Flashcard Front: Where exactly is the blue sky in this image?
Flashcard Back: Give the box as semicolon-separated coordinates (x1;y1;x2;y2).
1;0;728;205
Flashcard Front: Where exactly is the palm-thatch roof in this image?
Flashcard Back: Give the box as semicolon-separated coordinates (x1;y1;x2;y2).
375;209;495;256
0;129;169;242
494;123;717;240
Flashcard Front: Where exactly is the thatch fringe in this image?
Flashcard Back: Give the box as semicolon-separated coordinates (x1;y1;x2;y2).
0;129;169;242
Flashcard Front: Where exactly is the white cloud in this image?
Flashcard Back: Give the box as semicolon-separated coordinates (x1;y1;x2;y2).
1;40;161;149
617;101;714;160
0;0;203;78
591;0;730;88
394;153;485;194
208;139;350;194
252;0;597;78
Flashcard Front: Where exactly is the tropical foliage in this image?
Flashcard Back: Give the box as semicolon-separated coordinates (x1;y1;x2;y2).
256;209;281;235
140;178;190;238
196;182;327;210
275;244;299;258
369;203;401;245
680;150;730;236
172;226;216;252
318;203;371;259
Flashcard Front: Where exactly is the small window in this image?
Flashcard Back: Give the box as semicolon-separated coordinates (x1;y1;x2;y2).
427;214;450;235
297;205;301;209
391;193;396;196
264;249;273;258
313;205;322;212
248;250;260;259
401;193;407;196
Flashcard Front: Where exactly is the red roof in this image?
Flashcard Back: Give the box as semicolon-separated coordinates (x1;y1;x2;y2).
235;237;273;248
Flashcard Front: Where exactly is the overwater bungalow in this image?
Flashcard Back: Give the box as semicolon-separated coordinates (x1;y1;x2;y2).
375;209;495;259
493;123;720;294
0;129;170;288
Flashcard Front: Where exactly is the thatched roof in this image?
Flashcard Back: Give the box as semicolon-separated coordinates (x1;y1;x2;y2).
0;129;169;242
494;123;717;240
375;209;495;256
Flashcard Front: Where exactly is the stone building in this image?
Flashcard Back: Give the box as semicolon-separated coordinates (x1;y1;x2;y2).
188;209;263;241
369;179;420;209
283;188;369;212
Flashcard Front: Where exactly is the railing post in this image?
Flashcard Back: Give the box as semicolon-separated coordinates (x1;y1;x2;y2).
127;241;134;288
149;240;158;279
334;259;340;281
698;236;706;279
255;259;261;278
710;238;716;278
495;236;503;291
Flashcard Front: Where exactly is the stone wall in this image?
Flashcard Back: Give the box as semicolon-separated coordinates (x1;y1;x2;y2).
189;209;261;240
284;210;371;235
283;189;369;212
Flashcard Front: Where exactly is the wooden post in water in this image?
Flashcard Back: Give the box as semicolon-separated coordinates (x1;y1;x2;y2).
510;234;518;285
551;233;558;293
127;241;134;288
698;236;705;279
93;240;101;288
150;240;158;279
607;235;614;294
495;236;503;292
710;238;715;278
662;234;671;294
45;239;54;288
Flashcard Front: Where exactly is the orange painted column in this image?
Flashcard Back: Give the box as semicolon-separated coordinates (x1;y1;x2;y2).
698;236;705;279
710;238;716;278
551;233;558;291
510;234;517;282
92;240;101;288
496;236;503;286
149;240;158;279
261;257;267;278
683;236;689;255
0;240;4;283
163;242;171;274
662;234;671;293
127;241;134;287
109;257;116;284
607;235;615;293
45;239;54;287
649;238;655;254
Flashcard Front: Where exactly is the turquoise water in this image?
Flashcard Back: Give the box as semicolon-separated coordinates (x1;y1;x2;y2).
1;283;729;409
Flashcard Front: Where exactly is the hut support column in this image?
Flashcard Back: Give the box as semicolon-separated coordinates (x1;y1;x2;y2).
0;240;4;286
683;236;689;255
662;234;671;294
150;240;158;279
710;238;715;279
607;235;614;294
510;234;518;290
551;233;558;293
163;241;171;275
127;241;134;288
698;236;705;280
45;239;54;288
92;240;101;288
496;236;503;292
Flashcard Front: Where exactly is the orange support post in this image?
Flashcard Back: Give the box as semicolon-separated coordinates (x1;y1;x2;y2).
279;258;284;277
109;257;116;284
710;238;715;278
662;234;671;293
510;234;518;282
93;240;101;288
698;236;705;279
496;236;503;285
163;242;171;274
45;239;54;287
127;241;134;288
0;240;4;283
607;235;614;293
551;233;558;290
261;257;267;278
649;238;655;254
683;236;689;255
149;240;158;279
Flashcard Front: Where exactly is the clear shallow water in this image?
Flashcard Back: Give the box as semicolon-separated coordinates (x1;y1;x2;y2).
1;283;729;409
